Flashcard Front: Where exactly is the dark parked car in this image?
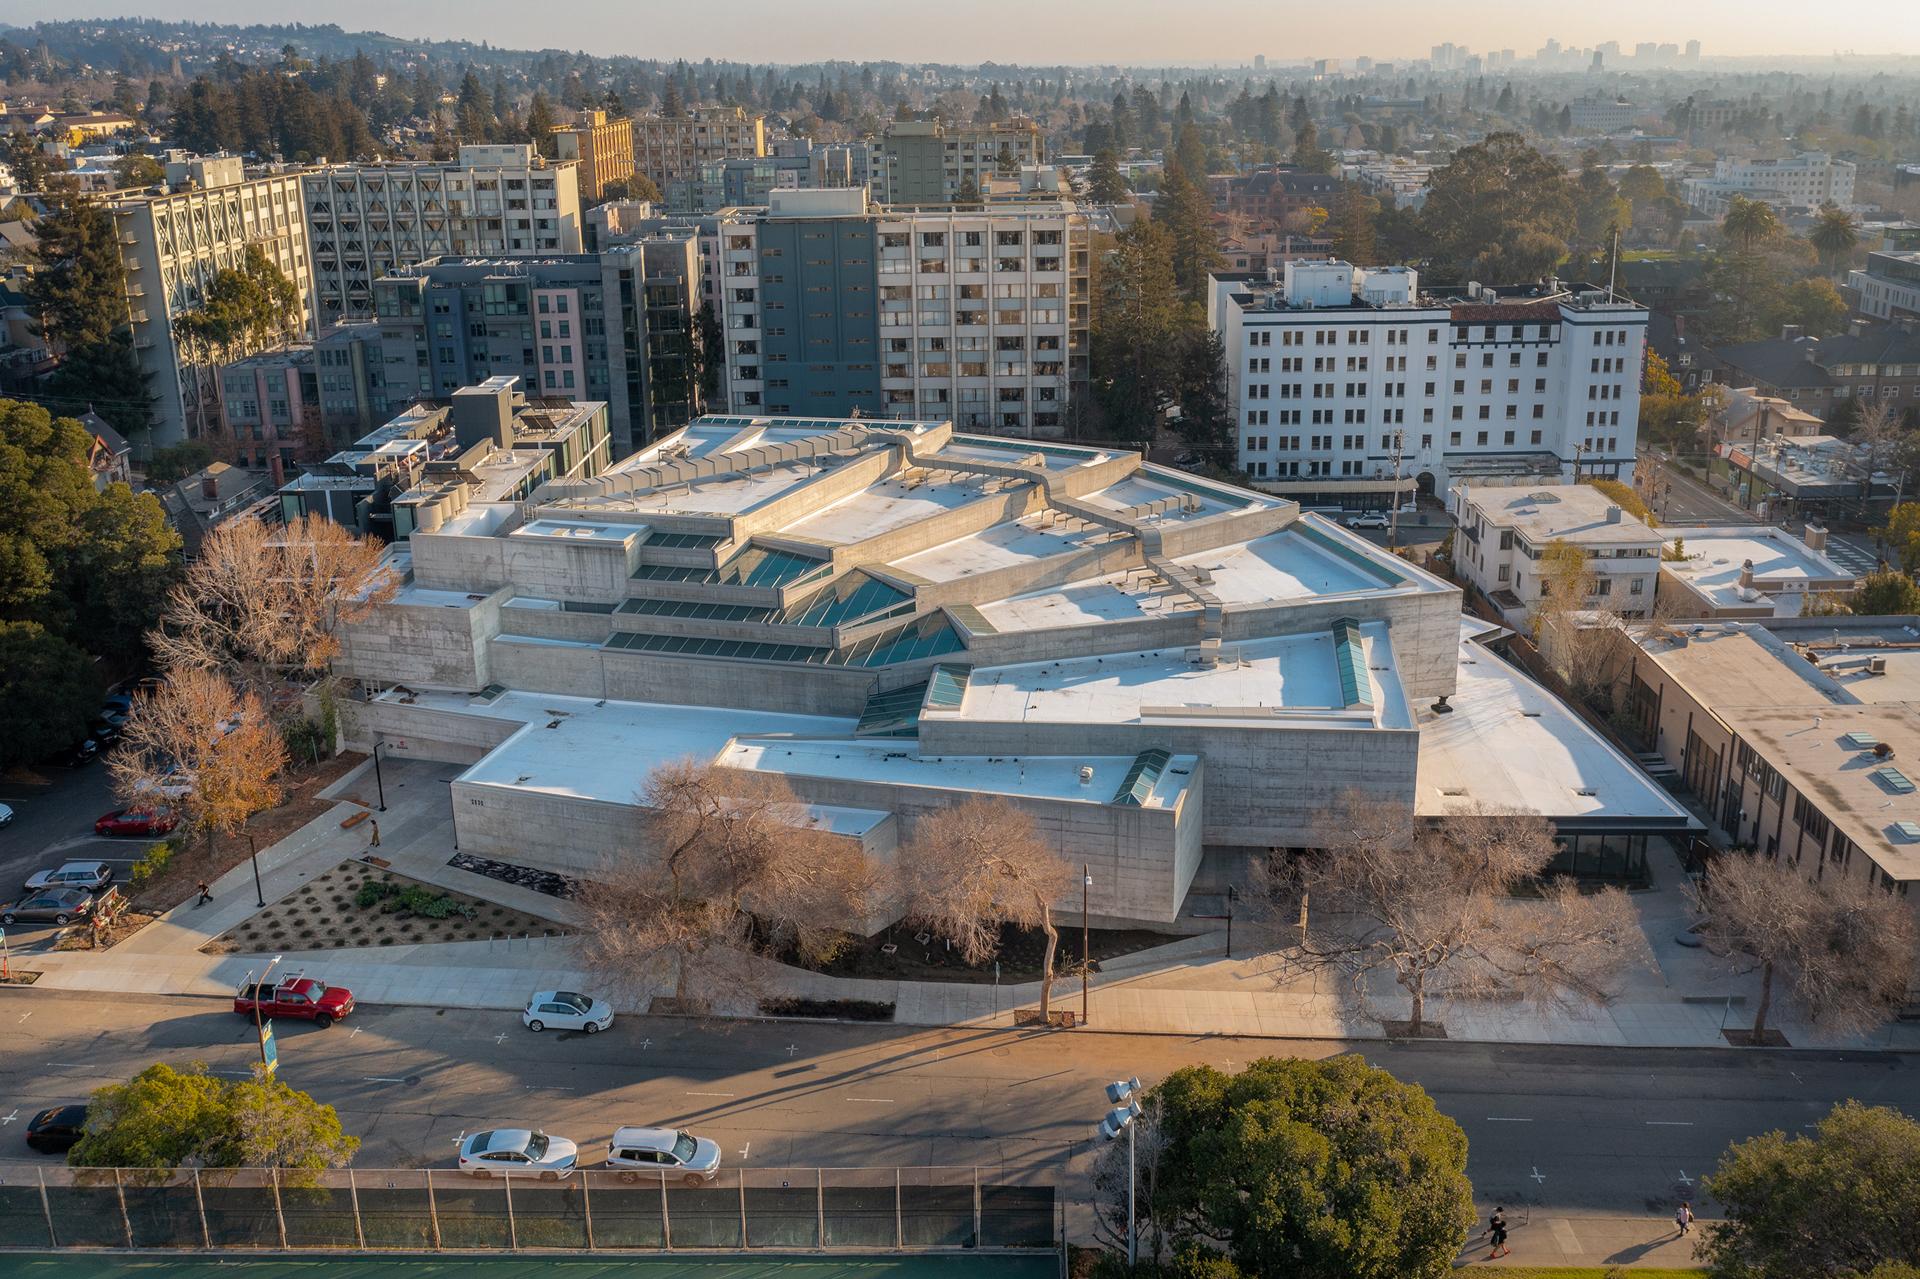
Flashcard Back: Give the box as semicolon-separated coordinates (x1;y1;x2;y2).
26;1105;88;1154
1;888;106;926
90;713;128;748
43;739;99;768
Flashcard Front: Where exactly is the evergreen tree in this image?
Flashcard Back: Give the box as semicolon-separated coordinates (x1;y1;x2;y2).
661;80;684;117
525;90;558;157
1331;186;1380;264
1091;219;1182;445
1174;329;1232;451
1157;163;1222;300
1087;148;1129;204
26;196;154;438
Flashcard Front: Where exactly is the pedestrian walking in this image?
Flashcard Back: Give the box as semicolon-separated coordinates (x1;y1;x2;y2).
1675;1202;1694;1236
1488;1206;1510;1259
195;881;213;906
368;819;381;848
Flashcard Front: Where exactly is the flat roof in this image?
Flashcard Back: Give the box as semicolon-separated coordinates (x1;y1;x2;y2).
1663;526;1857;609
1635;622;1853;713
888;512;1107;582
432;688;857;806
938;621;1412;731
722;738;1198;809
1735;702;1920;878
1418;620;1694;826
512;519;646;546
786;470;1010;545
1461;483;1664;549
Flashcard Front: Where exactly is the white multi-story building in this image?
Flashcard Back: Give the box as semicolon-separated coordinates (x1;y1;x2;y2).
1211;261;1649;506
1685;152;1857;215
109;153;313;447
1567;98;1639;133
1847;251;1920;324
1451;483;1665;627
301;144;581;330
711;189;1089;437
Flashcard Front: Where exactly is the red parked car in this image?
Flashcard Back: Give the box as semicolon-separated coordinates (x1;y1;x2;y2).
233;976;355;1027
93;808;177;838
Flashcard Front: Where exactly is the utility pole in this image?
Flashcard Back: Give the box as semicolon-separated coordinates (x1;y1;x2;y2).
1387;429;1405;551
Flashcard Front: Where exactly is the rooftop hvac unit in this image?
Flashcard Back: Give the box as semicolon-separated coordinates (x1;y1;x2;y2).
1078;765;1095;786
1870;656;1888;675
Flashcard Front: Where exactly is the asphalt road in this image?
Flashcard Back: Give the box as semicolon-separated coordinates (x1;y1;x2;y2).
0;762;138;954
0;988;1908;1218
1636;451;1754;525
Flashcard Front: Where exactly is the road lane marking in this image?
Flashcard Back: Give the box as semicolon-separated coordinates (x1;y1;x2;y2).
1485;1116;1533;1122
1530;1167;1546;1184
785;1044;797;1056
211;1070;253;1077
0;1110;17;1126
640;1038;651;1050
1678;1170;1693;1185
1646;1121;1695;1126
687;1091;734;1098
349;1027;363;1039
738;1142;751;1160
494;1033;509;1045
365;1076;409;1083
16;1011;29;1022
848;1097;895;1103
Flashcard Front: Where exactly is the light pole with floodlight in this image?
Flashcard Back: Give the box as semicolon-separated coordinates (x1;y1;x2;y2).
1098;1076;1143;1267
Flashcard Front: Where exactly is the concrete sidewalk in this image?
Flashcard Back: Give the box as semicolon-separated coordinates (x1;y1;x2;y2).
1463;1210;1705;1269
22;755;1920;1055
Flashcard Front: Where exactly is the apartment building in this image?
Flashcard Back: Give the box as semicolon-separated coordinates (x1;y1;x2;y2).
217;323;386;475
877;119;1045;204
109;153;313;447
665;139;872;214
301;144;582;330
632;106;767;190
1623;619;1920;981
1848;251;1920;324
365;239;702;457
1685;152;1856;216
1567;98;1639;133
1211;260;1650;506
711;188;1089;437
1451;483;1665;627
551;110;634;203
1658;524;1856;618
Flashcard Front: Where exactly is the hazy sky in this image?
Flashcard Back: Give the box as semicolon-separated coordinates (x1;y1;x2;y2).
11;0;1919;64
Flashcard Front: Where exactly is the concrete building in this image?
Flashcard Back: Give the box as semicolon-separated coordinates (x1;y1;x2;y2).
1211;260;1650;506
1568;98;1639;133
276;376;609;540
1658;524;1856;618
1451;483;1665;628
632;106;767;190
365;240;703;457
877;119;1045;205
1622;618;1920;975
301;145;582;329
1685;153;1856;216
665;139;872;214
331;411;1687;922
1847;251;1920;324
713;189;1089;438
551;110;634;203
108;154;313;448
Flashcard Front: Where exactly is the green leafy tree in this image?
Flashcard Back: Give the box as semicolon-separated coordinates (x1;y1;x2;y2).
1882;502;1920;574
1618;164;1668;211
1098;1056;1475;1279
24;193;156;439
174;245;303;436
1702;1102;1920;1279
70;1062;358;1170
0;400;97;611
1573;163;1630;259
1782;277;1849;337
0;621;99;770
1419;133;1576;284
1722;194;1781;253
1851;570;1920;615
111;152;166;188
62;483;182;665
1087;148;1129;204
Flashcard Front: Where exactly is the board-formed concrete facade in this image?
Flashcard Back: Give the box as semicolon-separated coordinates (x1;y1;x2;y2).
334;412;1462;926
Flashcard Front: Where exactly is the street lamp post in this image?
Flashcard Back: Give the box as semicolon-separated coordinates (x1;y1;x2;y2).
246;953;284;1069
1081;865;1091;1028
1225;885;1237;960
248;833;264;909
1099;1077;1144;1267
371;741;387;812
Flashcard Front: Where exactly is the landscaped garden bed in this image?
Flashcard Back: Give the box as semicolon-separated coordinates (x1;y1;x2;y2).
202;859;566;954
796;921;1182;983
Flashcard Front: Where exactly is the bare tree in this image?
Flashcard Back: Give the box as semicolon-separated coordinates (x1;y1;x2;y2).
151;514;397;697
109;668;288;857
894;797;1077;1021
1848;399;1910;517
1693;852;1918;1043
1258;792;1643;1035
573;761;875;1008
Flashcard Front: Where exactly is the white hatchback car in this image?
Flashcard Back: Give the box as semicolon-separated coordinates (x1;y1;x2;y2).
457;1128;579;1178
522;990;613;1033
606;1126;723;1185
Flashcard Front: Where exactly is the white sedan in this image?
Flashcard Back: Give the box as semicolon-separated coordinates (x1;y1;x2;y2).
457;1128;579;1178
522;989;613;1033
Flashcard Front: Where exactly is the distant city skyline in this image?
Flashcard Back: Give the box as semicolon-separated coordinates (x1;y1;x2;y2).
4;0;1916;65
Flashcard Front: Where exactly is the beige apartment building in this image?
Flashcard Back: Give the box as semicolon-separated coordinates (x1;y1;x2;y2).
1624;619;1920;970
109;153;313;447
552;110;634;203
632;106;767;189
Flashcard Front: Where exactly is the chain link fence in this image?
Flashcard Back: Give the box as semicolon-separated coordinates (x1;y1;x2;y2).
0;1164;1058;1255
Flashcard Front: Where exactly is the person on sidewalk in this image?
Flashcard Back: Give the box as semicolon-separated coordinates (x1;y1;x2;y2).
1488;1206;1510;1259
195;881;212;906
368;819;381;848
1675;1202;1694;1236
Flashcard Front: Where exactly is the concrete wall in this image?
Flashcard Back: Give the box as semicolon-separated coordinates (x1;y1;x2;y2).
503;539;632;605
338;696;525;764
336;591;505;692
413;533;513;594
498;605;616;644
1223;585;1462;700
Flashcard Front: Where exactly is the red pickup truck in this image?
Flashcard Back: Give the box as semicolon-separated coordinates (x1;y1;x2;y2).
233;976;355;1027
